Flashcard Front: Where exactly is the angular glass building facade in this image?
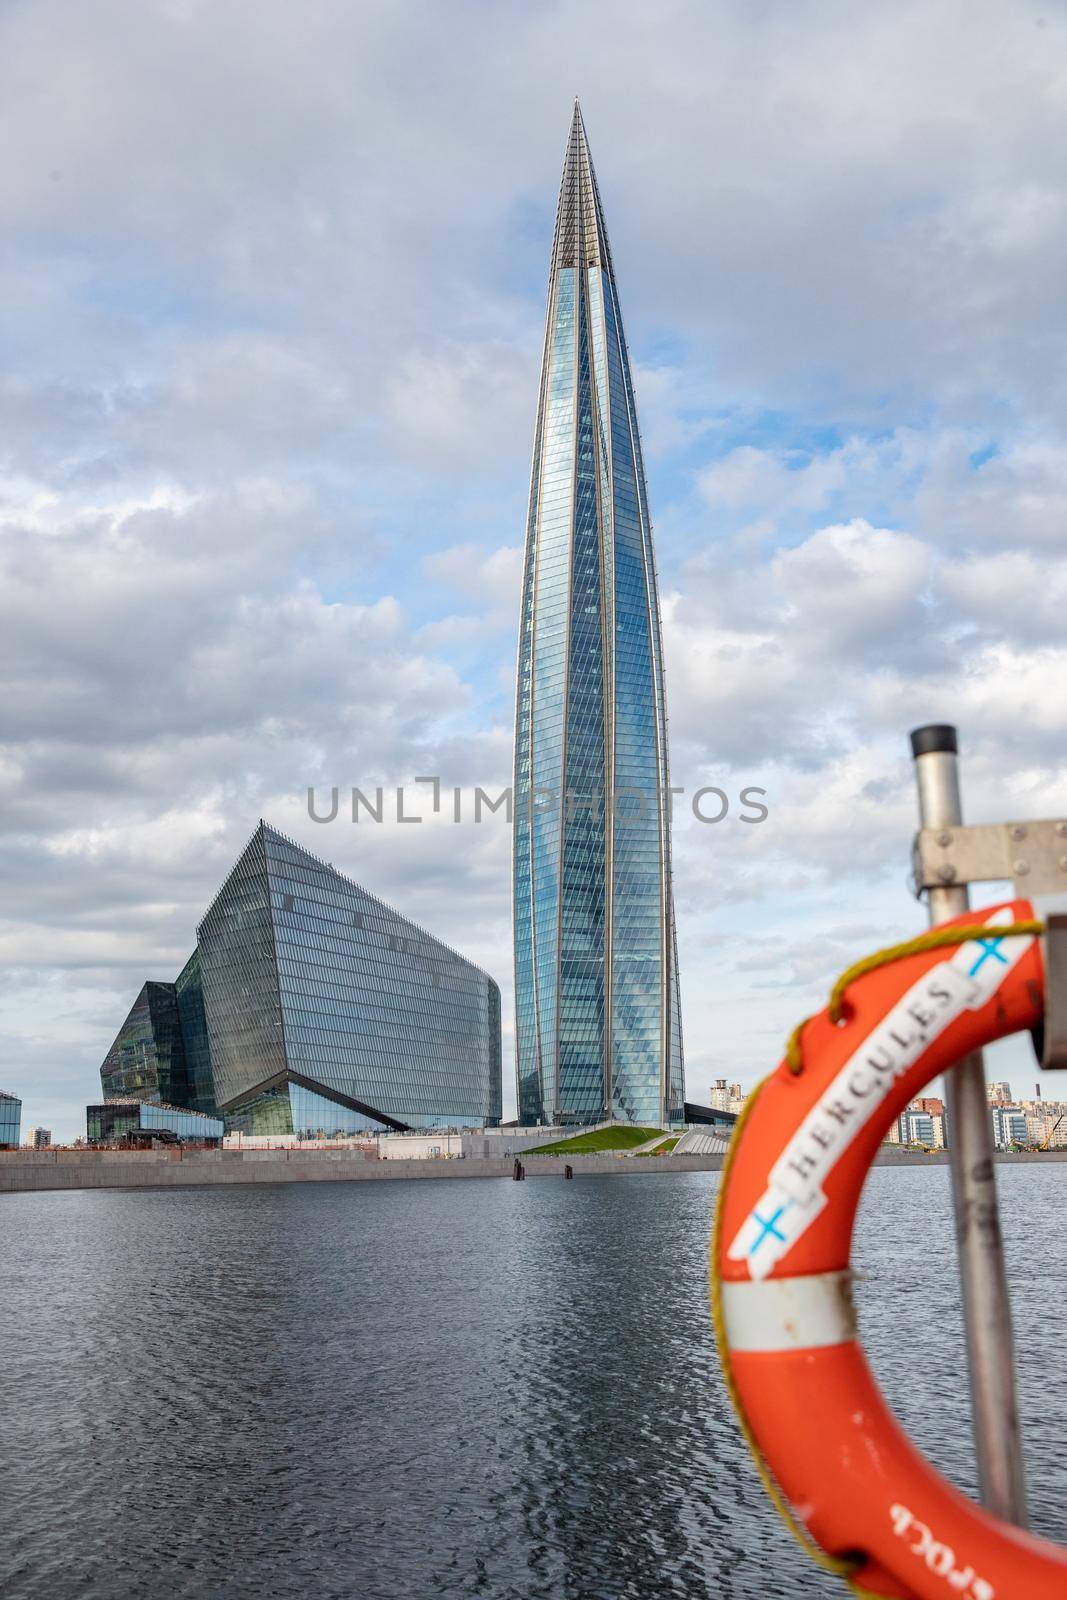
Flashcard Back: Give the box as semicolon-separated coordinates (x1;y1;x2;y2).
201;824;502;1133
99;981;192;1107
174;952;217;1114
513;104;684;1128
100;823;502;1136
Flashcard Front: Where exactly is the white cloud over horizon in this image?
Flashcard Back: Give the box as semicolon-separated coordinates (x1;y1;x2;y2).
2;0;1066;1137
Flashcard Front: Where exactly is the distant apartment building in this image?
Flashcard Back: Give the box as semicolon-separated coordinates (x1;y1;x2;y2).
99;823;502;1139
0;1092;21;1149
990;1106;1029;1150
894;1099;947;1148
986;1081;1013;1105
709;1079;745;1114
1025;1112;1054;1147
901;1111;936;1147
898;1094;1053;1150
25;1127;51;1149
1020;1101;1067;1148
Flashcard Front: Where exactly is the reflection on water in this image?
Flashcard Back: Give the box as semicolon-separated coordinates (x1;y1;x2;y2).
2;1165;1064;1598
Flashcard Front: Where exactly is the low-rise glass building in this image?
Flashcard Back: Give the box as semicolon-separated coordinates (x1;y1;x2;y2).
86;1101;224;1144
0;1091;21;1148
99;822;502;1137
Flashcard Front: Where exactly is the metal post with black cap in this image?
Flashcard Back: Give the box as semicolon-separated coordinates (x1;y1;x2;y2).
910;722;1027;1524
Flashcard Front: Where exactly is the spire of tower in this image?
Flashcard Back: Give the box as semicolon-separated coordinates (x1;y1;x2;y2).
551;101;615;278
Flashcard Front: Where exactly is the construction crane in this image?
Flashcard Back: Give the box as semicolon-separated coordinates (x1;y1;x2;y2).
1040;1113;1065;1152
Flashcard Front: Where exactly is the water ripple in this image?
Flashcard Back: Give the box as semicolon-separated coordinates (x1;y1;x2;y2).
1;1167;1064;1598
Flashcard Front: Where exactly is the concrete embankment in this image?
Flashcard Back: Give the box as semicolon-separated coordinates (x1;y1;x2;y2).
0;1147;725;1193
2;1145;1065;1194
872;1148;1067;1167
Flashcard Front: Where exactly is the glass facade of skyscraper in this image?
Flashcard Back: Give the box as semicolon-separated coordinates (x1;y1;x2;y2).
99;822;502;1136
513;104;684;1127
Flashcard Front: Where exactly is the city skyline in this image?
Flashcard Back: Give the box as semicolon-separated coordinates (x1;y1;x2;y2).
4;6;1066;1141
514;105;683;1127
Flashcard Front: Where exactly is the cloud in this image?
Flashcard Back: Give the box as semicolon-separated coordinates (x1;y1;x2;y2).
384;343;537;473
940;549;1067;643
915;438;1067;548
773;520;932;656
697;446;846;514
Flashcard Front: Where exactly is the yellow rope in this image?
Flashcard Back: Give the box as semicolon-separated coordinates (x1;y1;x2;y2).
711;914;1046;1597
784;920;1045;1074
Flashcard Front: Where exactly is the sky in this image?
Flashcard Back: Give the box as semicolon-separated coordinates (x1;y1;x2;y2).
3;0;1067;1140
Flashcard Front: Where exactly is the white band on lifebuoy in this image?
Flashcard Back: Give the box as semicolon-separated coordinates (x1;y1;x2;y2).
721;1269;857;1353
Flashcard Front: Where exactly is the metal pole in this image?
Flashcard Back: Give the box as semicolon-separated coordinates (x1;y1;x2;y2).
910;723;1027;1523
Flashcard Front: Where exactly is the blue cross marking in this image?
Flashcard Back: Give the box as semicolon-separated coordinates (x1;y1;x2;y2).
969;936;1009;977
749;1203;791;1256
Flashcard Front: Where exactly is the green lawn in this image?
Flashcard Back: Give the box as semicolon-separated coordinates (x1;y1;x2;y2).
636;1136;680;1157
523;1125;665;1156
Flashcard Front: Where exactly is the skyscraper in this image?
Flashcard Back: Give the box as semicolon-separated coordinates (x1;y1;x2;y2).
513;104;684;1128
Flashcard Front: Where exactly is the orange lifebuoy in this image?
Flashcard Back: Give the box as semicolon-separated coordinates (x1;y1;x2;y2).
712;899;1067;1600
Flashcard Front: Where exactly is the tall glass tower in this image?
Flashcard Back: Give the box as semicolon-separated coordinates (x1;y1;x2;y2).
513;103;684;1128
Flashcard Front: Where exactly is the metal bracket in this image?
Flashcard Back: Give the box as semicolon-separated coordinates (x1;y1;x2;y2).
912;818;1067;898
911;818;1067;1070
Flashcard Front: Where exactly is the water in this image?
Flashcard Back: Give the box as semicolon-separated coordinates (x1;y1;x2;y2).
2;1166;1065;1599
